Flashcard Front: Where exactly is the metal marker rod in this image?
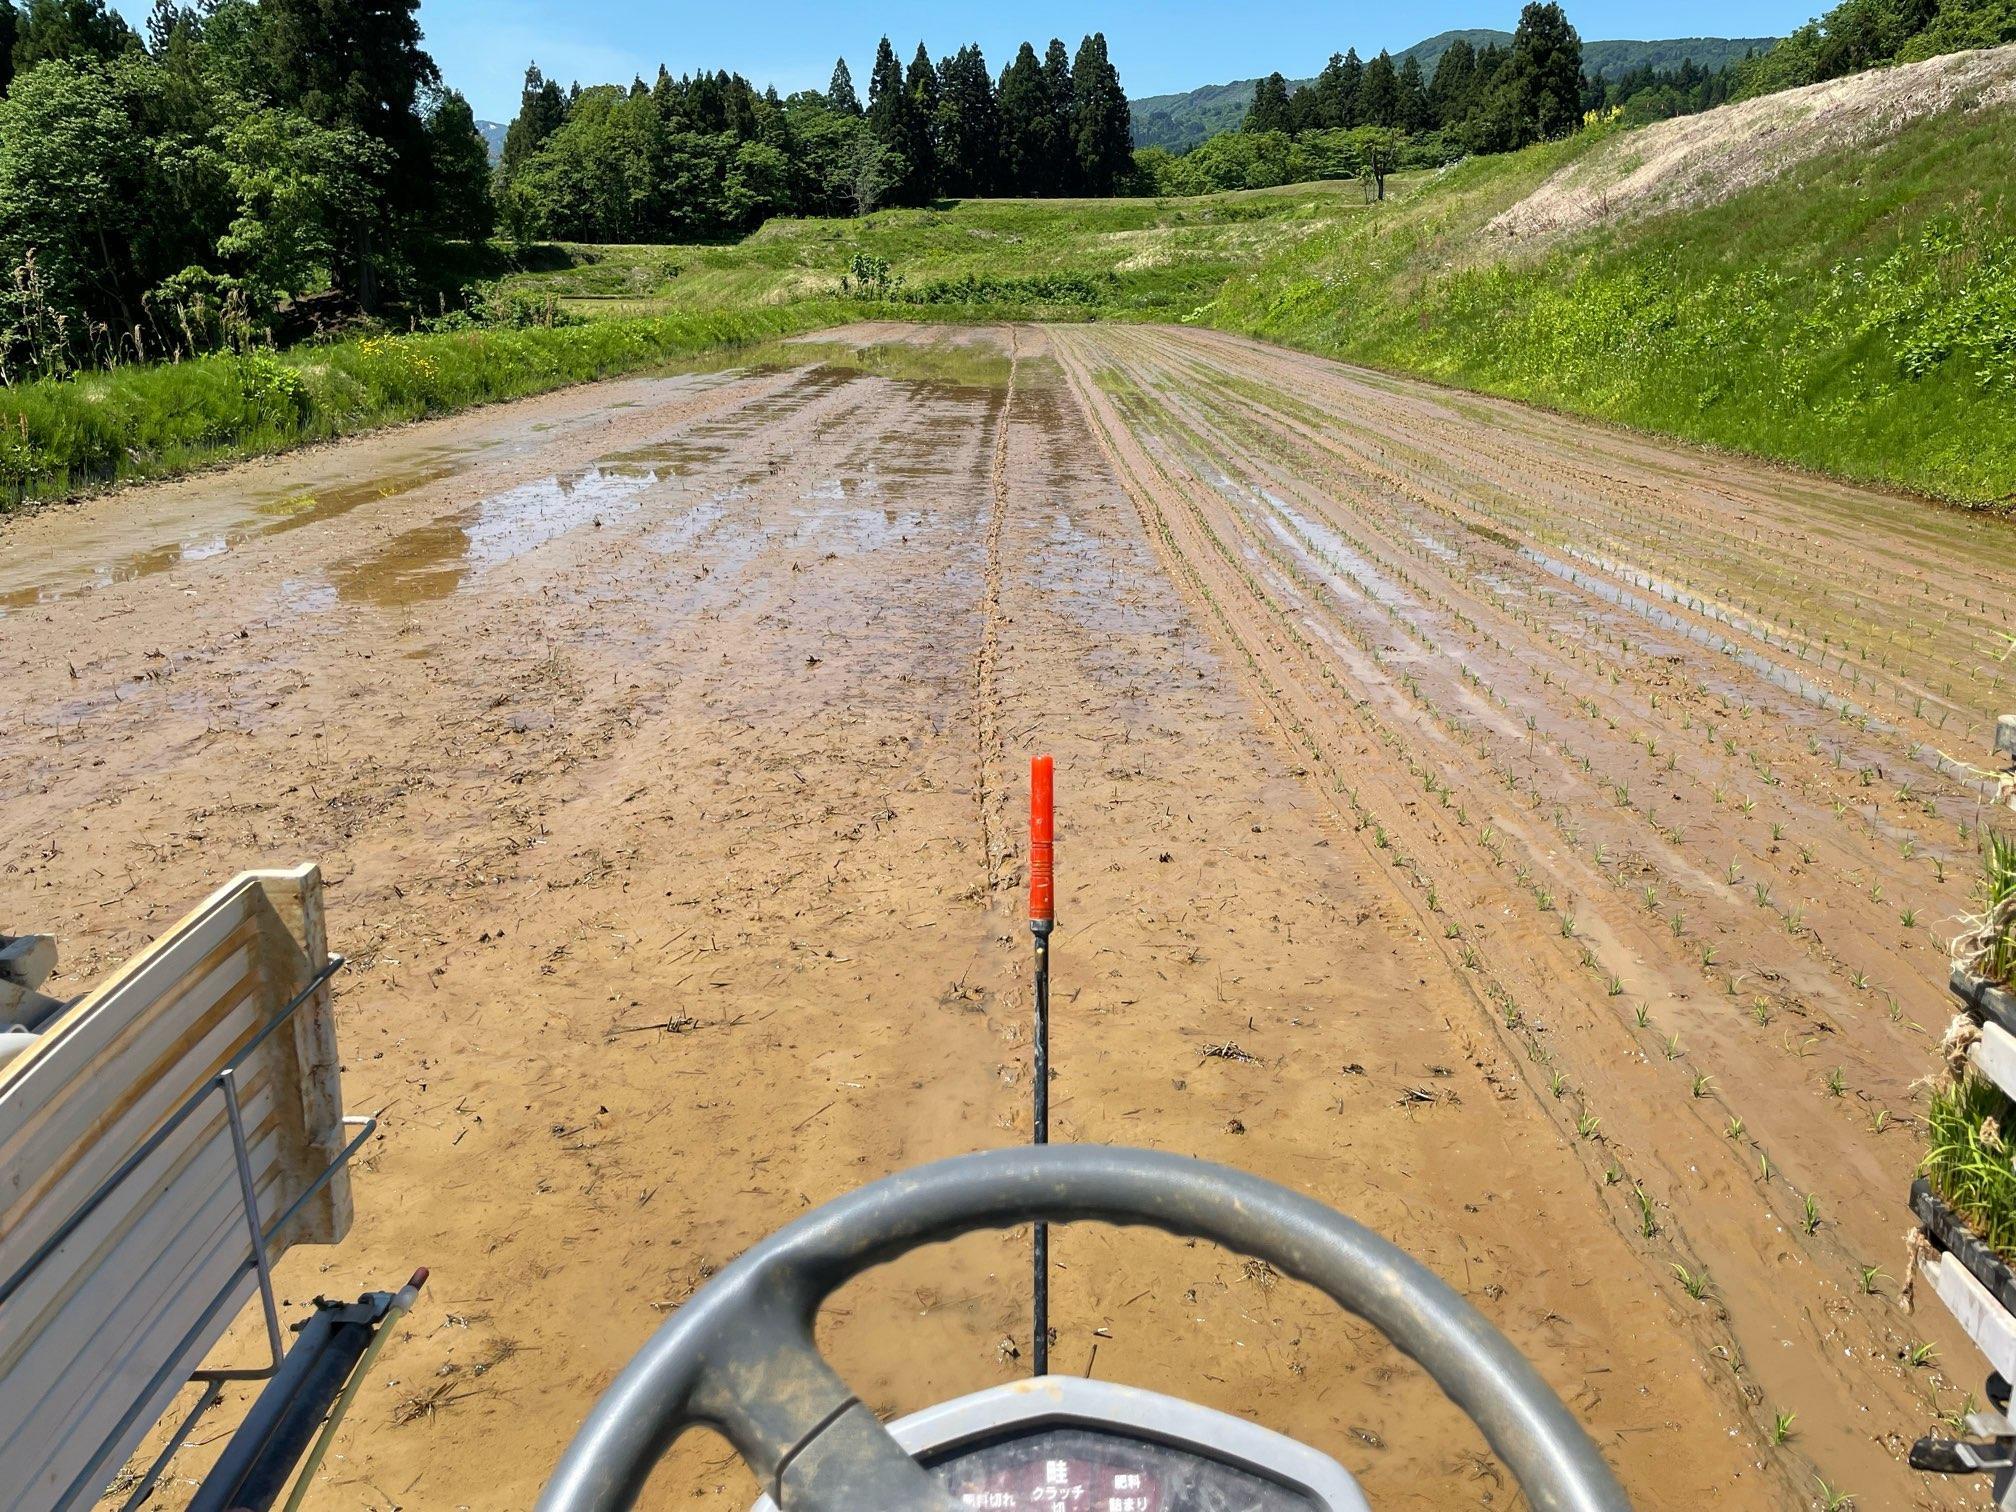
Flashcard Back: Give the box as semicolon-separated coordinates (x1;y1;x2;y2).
1028;754;1055;1377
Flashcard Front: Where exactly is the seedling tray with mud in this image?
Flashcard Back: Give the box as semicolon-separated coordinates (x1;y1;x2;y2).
1914;1177;2016;1318
1953;964;2016;1039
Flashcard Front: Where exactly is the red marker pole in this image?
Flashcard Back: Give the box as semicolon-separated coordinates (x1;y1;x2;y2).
1029;755;1055;1377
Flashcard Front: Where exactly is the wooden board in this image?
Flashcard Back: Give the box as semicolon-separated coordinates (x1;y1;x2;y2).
0;865;352;1512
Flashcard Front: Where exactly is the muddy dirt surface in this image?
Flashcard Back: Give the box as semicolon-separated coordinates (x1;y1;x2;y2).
4;323;2009;1510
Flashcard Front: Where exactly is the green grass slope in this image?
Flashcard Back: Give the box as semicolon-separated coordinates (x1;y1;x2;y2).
0;301;847;507
488;184;1373;323
1208;104;2016;503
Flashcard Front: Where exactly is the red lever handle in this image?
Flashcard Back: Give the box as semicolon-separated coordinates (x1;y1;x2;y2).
1029;755;1054;925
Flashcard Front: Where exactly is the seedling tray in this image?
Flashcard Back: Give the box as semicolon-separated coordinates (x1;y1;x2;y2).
1952;965;2016;1039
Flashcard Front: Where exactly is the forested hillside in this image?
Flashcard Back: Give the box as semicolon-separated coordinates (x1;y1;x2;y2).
1128;30;1780;149
491;34;1134;243
0;0;489;377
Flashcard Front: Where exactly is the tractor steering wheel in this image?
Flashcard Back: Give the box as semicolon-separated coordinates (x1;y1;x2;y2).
538;1145;1631;1512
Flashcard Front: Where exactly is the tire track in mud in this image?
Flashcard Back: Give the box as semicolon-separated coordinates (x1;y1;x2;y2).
1103;325;1974;1181
1050;323;1978;1508
975;327;1021;897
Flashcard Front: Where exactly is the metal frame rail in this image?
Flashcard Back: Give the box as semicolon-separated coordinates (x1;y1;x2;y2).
0;955;378;1512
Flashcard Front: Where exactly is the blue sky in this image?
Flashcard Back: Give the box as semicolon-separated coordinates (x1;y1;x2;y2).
118;2;1824;122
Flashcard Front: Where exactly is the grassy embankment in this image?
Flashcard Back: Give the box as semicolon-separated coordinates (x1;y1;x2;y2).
1208;106;2016;505
0;300;854;507
438;103;2016;506
480;182;1369;322
0;183;1365;508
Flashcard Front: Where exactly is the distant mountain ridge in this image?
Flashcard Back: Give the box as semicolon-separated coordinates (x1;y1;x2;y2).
476;119;507;162
1129;30;1780;150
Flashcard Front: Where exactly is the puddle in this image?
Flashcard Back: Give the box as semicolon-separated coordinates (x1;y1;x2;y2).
334;465;661;607
797;504;922;554
1513;543;1860;717
1258;491;1413;612
0;457;473;614
645;498;731;556
0;364;770;611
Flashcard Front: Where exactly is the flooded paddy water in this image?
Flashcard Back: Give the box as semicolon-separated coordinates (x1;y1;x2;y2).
2;322;2010;1508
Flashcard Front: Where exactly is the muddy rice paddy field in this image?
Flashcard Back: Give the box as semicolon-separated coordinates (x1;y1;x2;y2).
5;323;2016;1509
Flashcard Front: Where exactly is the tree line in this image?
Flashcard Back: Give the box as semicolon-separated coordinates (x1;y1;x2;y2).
493;34;1134;243
1240;4;1586;152
0;0;490;379
1151;3;1754;199
1737;0;2013;95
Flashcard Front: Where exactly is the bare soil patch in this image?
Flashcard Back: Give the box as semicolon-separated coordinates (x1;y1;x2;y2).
3;322;2003;1508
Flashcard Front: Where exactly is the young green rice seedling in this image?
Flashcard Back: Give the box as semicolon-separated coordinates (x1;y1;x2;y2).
1814;1477;1853;1511
1699;943;1718;968
1770;822;1784;842
1607;974;1625;996
1576;1112;1600;1139
1633;1004;1650;1028
1857;1264;1886;1295
1641;885;1658;912
1536;888;1554;911
1560;913;1576;938
1671;1263;1711;1300
1785;908;1804;935
1901;907;1919;929
1691;1072;1713;1097
1824;1068;1845;1097
1548;1071;1567;1097
1759;1152;1773;1181
1753;882;1771;907
1849;969;1869;990
1751;998;1773;1025
1802;1193;1821;1233
1664;1033;1682;1060
1768;1409;1795;1445
1869;1109;1889;1134
1669;911;1686;937
1633;1185;1656;1238
1906;1341;1937;1367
